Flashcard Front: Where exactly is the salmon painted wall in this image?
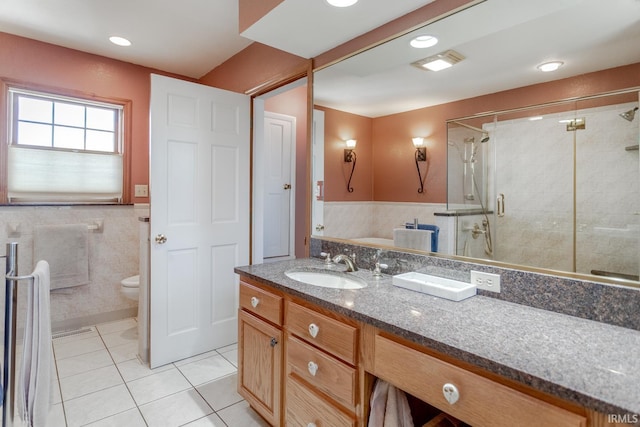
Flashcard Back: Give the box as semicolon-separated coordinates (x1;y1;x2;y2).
0;32;192;204
316;106;373;202
264;84;308;258
323;62;640;203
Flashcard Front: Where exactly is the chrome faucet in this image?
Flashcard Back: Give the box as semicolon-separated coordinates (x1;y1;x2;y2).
333;254;358;272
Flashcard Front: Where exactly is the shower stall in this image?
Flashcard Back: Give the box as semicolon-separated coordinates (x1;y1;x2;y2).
447;89;640;281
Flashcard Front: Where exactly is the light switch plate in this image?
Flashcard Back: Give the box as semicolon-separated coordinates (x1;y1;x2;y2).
134;184;148;197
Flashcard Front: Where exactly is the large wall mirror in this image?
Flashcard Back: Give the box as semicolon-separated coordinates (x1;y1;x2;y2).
311;0;640;287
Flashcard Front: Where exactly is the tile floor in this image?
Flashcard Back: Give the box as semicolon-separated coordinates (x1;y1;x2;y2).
44;317;270;427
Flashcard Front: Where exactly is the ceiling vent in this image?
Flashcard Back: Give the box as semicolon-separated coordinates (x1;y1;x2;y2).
411;50;465;72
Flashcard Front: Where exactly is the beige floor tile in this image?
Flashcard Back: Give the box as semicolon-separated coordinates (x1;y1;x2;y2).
63;384;136;427
53;336;105;360
100;327;138;349
215;343;237;354
116;358;172;382
183;413;227;426
107;341;138;363
127;367;191;406
173;350;218;367
217;400;270;427
138;389;213;427
196;373;242;411
219;349;237;367
59;364;123;401
95;318;137;336
84;408;146;427
56;348;113;378
176;354;236;386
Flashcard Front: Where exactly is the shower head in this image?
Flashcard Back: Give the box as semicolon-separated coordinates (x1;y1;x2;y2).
480;134;490;143
620;107;639;122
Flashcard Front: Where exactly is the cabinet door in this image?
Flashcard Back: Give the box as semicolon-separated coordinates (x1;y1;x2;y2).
238;310;283;426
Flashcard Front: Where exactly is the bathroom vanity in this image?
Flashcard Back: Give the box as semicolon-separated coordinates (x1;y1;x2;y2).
235;257;640;427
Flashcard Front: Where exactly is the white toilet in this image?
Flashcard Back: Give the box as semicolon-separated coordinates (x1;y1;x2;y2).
121;274;140;301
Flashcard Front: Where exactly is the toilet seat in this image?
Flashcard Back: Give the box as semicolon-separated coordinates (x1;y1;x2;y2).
121;275;140;288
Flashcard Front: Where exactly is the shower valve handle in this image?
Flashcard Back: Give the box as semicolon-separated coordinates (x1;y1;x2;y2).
497;193;505;217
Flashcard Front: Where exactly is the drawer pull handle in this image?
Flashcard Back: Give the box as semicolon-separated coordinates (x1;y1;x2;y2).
308;323;319;338
307;361;318;376
250;296;260;308
443;383;460;405
270;337;278;347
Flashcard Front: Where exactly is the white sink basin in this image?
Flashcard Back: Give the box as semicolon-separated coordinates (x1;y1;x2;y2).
393;272;476;301
285;269;367;289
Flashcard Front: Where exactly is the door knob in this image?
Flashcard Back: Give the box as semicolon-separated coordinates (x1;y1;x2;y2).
155;234;167;244
283;183;292;190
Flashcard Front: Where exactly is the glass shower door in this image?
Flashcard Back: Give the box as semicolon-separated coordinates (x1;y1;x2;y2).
491;103;576;272
575;93;640;280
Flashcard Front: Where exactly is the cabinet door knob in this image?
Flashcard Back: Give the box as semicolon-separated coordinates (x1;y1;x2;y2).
442;383;460;405
307;361;318;376
270;337;278;347
155;234;167;244
308;323;319;338
250;296;260;308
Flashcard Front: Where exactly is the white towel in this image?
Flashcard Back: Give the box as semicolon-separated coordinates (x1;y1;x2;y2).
18;260;53;427
34;224;89;290
393;228;433;252
368;379;414;427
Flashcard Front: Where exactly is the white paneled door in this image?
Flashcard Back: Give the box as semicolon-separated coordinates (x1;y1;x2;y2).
263;112;295;260
149;74;250;368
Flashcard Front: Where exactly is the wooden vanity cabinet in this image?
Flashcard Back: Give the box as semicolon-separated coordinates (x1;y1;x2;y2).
237;275;618;427
284;301;360;426
238;280;284;426
371;334;587;427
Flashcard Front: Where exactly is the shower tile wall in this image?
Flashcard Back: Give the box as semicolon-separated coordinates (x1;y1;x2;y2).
0;204;147;332
323;201;453;254
490;101;639;277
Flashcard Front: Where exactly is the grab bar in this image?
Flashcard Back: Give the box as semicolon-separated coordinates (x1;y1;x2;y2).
2;242;34;427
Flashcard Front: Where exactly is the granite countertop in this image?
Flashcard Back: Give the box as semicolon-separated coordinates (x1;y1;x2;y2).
235;258;640;417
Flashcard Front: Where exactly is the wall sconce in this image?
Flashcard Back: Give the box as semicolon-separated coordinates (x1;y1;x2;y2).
344;139;356;192
413;137;427;193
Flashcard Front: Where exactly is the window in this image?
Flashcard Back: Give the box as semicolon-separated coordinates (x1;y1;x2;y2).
6;87;125;203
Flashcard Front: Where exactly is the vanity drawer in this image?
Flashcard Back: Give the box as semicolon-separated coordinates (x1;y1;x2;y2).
239;281;283;326
286;301;357;365
287;334;356;408
286;376;355;427
374;335;586;427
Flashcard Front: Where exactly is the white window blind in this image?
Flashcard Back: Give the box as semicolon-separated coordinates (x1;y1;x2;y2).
8;146;123;202
7;87;124;203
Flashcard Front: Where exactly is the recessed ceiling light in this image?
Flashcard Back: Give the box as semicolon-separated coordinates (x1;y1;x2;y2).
326;0;358;6
412;50;465;72
537;61;563;72
410;35;438;49
109;36;131;47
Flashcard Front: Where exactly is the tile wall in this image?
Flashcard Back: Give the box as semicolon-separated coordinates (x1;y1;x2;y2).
0;204;147;332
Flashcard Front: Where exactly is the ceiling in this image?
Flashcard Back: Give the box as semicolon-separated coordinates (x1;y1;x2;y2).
2;0;638;113
314;0;640;117
0;0;434;79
